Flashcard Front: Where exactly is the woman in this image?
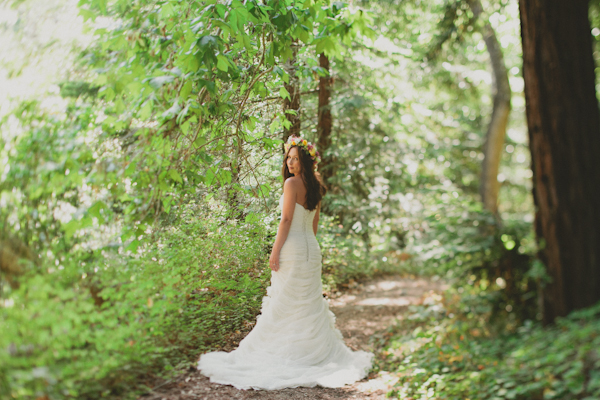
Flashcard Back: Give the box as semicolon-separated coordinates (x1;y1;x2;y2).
197;136;373;390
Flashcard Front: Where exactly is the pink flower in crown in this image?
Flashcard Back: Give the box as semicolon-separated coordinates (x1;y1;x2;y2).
285;135;320;164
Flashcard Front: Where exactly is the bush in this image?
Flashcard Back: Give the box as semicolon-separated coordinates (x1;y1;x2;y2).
0;203;270;399
377;287;600;400
404;194;541;328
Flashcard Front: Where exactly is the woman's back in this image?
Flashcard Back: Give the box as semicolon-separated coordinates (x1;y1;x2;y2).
197;135;372;390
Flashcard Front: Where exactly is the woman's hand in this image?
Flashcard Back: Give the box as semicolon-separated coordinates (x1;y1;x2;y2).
269;249;280;272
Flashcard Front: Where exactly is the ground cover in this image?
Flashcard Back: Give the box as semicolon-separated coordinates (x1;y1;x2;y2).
139;274;446;400
377;287;600;400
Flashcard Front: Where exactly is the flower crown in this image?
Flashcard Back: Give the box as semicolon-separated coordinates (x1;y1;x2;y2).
284;136;321;164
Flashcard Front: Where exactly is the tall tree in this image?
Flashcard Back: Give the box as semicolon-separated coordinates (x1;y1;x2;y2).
423;0;512;216
519;0;600;323
469;0;512;217
317;53;334;184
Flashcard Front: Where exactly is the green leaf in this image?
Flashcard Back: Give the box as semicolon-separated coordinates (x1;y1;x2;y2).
311;66;329;77
124;162;136;176
88;201;108;224
181;53;200;72
180;115;197;135
279;87;291;100
162;101;182;120
215;3;227;17
269;118;280;134
198;79;216;94
245;212;259;223
238;33;253;52
218;169;232;184
159;3;176;19
162;197;172;214
229;10;239;32
205;168;216;186
273;66;289;83
159;176;170;191
126;81;144;94
179;81;193;99
198;35;219;49
125;239;140;252
79;8;96;21
259;183;271;197
280;45;293;61
168;169;183;184
63;219;79;240
194;136;207;148
216;55;229;72
98;86;115;101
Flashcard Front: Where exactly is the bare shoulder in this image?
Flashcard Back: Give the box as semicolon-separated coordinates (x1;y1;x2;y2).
283;176;302;192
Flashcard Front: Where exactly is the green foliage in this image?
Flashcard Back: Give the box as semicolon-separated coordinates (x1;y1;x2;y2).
0;0;548;399
73;0;369;237
318;214;399;294
377;293;600;400
0;100;99;256
309;0;531;266
408;194;540;327
0;1;375;398
0;201;270;398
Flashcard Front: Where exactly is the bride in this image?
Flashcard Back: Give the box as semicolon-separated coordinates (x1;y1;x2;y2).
197;136;374;390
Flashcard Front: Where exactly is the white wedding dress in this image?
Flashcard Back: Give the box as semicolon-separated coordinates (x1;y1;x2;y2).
197;194;374;390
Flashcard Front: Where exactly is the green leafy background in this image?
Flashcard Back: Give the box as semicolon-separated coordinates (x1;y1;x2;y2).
0;0;598;399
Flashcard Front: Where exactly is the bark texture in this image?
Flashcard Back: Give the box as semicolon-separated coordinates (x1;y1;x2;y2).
0;237;35;289
317;53;334;183
470;0;512;217
519;0;600;323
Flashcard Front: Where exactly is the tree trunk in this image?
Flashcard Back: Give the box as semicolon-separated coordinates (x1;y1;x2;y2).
469;0;512;217
283;42;301;144
317;53;334;183
519;0;600;324
0;237;35;290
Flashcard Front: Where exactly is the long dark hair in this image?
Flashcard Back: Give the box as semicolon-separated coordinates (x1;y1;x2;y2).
281;146;327;211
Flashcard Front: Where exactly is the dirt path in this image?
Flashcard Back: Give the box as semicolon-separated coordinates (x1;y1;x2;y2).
141;275;446;400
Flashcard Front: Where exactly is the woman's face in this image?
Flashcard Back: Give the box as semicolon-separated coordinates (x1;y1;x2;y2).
286;146;301;175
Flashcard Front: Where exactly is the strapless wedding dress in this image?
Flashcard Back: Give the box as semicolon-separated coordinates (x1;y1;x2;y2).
197;195;373;390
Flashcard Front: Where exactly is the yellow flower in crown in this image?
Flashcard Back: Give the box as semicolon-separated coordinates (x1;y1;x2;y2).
285;135;320;165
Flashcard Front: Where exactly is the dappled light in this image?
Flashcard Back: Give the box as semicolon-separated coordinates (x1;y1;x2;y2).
1;0;599;399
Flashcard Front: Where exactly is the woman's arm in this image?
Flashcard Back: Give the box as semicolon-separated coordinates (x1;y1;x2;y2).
313;202;320;236
269;178;298;271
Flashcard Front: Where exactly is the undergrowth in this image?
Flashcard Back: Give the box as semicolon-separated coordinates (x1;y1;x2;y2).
0;204;395;399
368;204;600;400
374;286;600;400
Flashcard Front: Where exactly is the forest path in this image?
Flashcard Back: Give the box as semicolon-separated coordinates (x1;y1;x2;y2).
141;274;447;400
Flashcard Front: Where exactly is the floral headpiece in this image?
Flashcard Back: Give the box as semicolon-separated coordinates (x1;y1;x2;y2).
284;135;321;165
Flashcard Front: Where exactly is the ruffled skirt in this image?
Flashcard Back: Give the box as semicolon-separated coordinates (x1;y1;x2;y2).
197;231;374;390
